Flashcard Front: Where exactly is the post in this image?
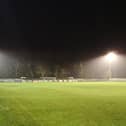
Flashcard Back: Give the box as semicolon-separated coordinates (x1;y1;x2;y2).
108;61;112;80
106;52;117;80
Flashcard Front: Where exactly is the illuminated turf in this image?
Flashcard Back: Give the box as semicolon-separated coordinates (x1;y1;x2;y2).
0;82;126;126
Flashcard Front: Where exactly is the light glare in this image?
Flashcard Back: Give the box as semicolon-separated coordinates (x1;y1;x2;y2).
106;52;117;62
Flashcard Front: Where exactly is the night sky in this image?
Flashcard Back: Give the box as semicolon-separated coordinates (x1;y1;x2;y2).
0;0;126;62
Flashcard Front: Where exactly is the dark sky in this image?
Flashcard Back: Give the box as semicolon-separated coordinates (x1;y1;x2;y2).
0;0;126;62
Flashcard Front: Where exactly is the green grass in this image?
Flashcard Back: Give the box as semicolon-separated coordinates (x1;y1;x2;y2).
0;82;126;126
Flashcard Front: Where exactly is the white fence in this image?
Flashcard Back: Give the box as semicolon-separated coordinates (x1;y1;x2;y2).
0;78;126;83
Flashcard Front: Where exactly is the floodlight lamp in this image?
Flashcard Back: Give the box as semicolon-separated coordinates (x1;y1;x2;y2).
105;52;117;63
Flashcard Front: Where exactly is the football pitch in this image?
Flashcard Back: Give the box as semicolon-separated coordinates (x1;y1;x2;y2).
0;82;126;126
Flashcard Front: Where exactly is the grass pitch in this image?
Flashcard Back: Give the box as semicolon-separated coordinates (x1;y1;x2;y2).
0;82;126;126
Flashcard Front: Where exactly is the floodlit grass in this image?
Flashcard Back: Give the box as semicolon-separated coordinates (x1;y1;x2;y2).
0;82;126;126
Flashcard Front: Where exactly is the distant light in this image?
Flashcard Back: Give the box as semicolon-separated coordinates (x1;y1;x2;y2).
105;52;117;63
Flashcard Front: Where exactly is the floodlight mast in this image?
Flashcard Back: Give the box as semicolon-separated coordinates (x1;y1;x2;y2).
105;52;117;80
108;60;112;80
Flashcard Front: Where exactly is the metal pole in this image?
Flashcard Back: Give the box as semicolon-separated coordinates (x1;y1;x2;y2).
108;61;112;80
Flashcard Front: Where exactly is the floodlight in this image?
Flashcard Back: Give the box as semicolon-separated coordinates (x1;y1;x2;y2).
105;52;117;80
105;52;117;63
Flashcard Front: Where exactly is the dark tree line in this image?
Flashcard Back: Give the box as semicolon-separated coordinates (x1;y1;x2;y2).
1;53;126;79
0;58;108;79
0;55;74;78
